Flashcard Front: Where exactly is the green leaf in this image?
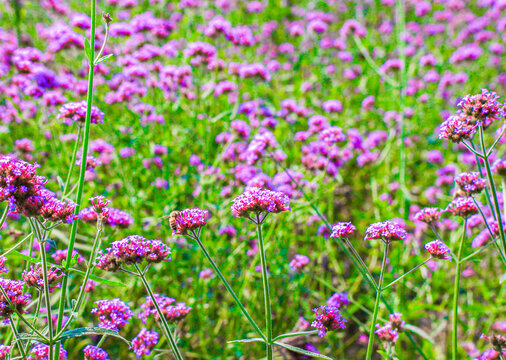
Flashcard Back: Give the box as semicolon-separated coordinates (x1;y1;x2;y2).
57;327;130;345
227;337;265;344
12;251;39;264
95;54;114;65
274;342;333;359
84;37;91;59
404;324;435;345
273;330;318;341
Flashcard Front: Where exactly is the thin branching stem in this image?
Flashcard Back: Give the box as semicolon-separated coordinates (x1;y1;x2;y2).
452;219;467;360
382;258;431;291
9;316;28;360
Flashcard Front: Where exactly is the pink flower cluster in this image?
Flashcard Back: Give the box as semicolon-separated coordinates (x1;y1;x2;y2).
96;235;171;272
289;254;310;272
131;328;159;359
0;345;10;360
0;278;31;321
83;345;110;360
231;187;290;219
311;305;347;337
91;298;133;331
172;208;209;236
364;220;407;242
0;257;7;274
139;294;192;323
446;197;478;218
57;101;104;125
424;240;452;261
330;222;356;238
413;207;441;225
455;172;486;196
22;263;65;292
28;343;67;360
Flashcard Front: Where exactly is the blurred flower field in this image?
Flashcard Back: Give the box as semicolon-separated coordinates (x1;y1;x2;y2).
0;0;506;359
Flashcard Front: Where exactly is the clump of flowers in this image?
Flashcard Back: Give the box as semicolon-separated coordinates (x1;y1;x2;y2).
57;101;104;125
375;324;399;344
40;197;78;223
95;235;171;272
0;345;10;360
311;305;347;337
455;172;486;196
446;197;478;218
289;254;310;272
457;89;504;128
330;222;356;238
438;115;477;143
492;159;506;177
81;206;133;228
170;208;209;236
414;207;442;225
327;292;349;308
364;220;407;242
480;333;506;355
22;263;65;292
52;249;84;265
0;257;7;274
28;343;67;360
139;294;192;324
0;278;31;321
425;240;452;261
91;298;133;331
131;328;159;359
83;345;110;360
231;187;290;220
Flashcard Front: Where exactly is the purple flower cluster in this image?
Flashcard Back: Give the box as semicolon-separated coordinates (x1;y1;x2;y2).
171;208;209;236
364;220;407;242
446;197;478;218
91;298;133;331
0;345;10;360
455;172;486;196
327;292;349;308
457;89;504;128
40;197;78;223
22;263;65;292
413;207;441;225
311;305;347;337
81;206;133;228
96;235;171;272
425;240;452;261
83;346;110;360
28;343;67;360
0;278;31;321
139;294;192;324
289;254;310;272
131;328;159;359
0;257;7;274
57;101;104;125
330;222;356;238
231;187;290;219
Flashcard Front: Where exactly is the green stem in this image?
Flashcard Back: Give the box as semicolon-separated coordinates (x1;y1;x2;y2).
30;220;53;359
382;258;431;291
55;0;98;355
452;219;467;360
63;126;82;196
255;216;273;359
12;0;22;43
479;126;506;255
344;239;377;290
134;264;184;360
365;242;389;360
0;205;8;228
9;316;28;360
192;235;266;341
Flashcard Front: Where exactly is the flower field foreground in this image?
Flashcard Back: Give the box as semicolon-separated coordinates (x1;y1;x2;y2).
0;0;506;359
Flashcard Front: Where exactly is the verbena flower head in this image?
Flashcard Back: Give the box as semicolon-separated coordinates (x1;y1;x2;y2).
375;324;399;344
0;278;31;321
171;208;208;236
311;305;347;337
330;222;356;238
81;207;133;228
327;292;349;308
28;343;67;360
95;235;171;271
0;345;10;360
455;172;486;196
22;263;64;292
231;187;290;220
83;345;110;360
388;313;405;332
139;294;192;324
40;197;78;223
289;254;310;272
424;240;452;261
492;158;506;177
51;249;84;265
364;220;407;242
90;195;110;214
457;89;504;128
446;197;478;218
438;115;477;143
91;298;133;331
57;101;104;125
0;257;7;274
414;207;442;225
131;328;159;359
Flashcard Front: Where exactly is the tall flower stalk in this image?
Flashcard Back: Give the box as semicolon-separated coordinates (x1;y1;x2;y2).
452;219;468;360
